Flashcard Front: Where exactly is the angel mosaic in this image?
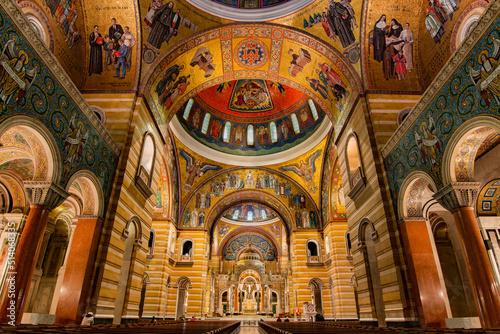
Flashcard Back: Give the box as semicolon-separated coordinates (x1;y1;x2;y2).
179;148;222;190
64;114;89;165
279;149;322;193
414;115;441;166
0;38;38;111
468;35;500;107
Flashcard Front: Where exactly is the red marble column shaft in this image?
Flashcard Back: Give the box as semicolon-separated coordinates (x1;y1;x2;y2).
55;217;103;325
235;288;239;312
452;207;500;329
0;205;51;324
400;219;448;328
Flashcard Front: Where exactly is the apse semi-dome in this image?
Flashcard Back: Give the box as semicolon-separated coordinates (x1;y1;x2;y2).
177;79;327;156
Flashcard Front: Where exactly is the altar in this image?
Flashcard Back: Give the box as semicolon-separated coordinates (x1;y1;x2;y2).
242;299;257;314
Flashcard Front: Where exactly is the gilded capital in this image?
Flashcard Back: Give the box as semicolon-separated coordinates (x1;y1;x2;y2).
23;181;69;210
433;182;481;212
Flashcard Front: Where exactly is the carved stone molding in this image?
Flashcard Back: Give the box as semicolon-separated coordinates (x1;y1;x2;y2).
381;0;500;157
399;216;426;223
1;0;120;156
76;215;101;220
432;182;481;212
23;181;69;210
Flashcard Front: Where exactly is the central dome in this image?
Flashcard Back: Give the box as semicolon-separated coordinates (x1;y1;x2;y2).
177;79;327;156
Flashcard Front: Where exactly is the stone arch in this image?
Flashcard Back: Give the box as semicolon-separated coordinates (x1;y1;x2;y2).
174;276;192;319
308;278;325;315
308;277;326;290
357;218;378;246
398;170;438;219
359;218;386;326
0;115;61;183
123;216;143;246
203;190;301;236
113;219;139;324
65;169;105;217
306;237;322;263
442;115;500;185
179;237;194;262
89;105;106;125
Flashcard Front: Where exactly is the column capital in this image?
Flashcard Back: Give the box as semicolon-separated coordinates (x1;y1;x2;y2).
398;216;426;224
23;181;69;210
433;182;481;212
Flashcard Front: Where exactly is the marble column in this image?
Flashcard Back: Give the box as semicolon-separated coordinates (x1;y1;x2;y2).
25;219;56;313
0;182;68;324
0;214;24;293
55;216;104;325
49;222;77;314
235;287;239;313
434;182;500;329
399;217;449;328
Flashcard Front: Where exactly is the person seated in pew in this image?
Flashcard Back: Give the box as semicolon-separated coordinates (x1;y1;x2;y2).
276;317;281;322
284;317;289;322
81;312;94;326
150;316;157;324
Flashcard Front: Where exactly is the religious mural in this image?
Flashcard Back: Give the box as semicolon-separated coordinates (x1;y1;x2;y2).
143;24;361;141
469;35;500;106
0;10;119;206
279;149;321;193
154;158;170;219
177;81;326;156
418;0;485;88
383;16;500;220
178;163;320;230
371;16;414;81
179;148;222;191
85;9;139;89
0;38;38;111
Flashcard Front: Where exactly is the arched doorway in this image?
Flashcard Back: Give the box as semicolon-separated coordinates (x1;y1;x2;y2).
361;220;386;326
308;278;324;316
174;276;191;319
113;218;140;324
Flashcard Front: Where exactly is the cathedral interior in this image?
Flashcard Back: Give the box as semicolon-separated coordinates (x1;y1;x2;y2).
0;0;500;331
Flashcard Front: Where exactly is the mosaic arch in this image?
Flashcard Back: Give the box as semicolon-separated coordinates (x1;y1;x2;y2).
477;179;500;216
179;166;319;229
0;126;49;181
205;190;297;234
218;226;281;259
453;127;500;182
141;23;362;136
397;171;437;219
0;174;25;211
65;169;105;217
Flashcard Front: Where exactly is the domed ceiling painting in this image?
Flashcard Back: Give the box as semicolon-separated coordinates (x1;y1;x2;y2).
177;79;326;155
